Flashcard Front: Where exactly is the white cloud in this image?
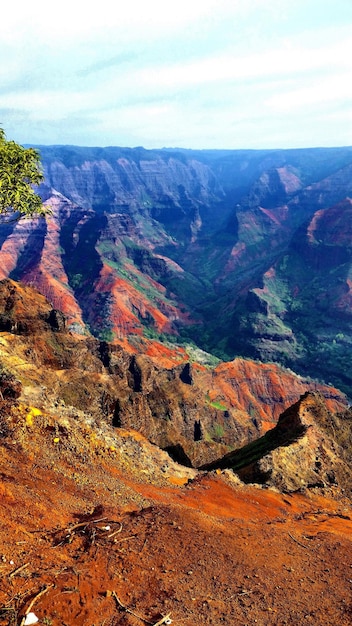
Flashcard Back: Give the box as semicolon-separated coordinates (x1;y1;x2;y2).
135;37;352;92
0;0;241;45
267;74;352;112
1;0;351;148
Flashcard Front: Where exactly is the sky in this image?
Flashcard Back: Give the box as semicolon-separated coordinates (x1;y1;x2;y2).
1;0;352;150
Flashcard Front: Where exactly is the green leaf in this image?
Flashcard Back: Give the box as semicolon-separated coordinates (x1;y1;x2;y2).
0;127;47;219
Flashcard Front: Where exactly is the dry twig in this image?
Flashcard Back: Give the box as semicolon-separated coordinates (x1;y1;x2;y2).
111;591;153;623
111;591;172;625
107;522;123;538
19;585;53;626
52;517;123;547
51;517;123;548
237;590;253;597
288;532;310;550
153;615;172;625
9;563;30;579
113;535;137;544
64;517;108;533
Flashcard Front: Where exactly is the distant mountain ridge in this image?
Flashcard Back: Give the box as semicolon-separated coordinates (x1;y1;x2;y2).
1;144;352;394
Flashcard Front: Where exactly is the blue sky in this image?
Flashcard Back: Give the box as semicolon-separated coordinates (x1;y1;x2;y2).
1;0;351;149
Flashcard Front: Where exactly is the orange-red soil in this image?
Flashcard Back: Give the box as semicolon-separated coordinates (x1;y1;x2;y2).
1;426;352;626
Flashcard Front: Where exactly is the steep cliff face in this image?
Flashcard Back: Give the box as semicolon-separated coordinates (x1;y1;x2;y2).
235;198;352;394
0;280;347;468
1;145;352;394
0;190;190;343
40;148;227;246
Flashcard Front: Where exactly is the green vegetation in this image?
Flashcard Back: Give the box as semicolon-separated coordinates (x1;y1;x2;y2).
183;344;221;367
205;394;228;411
97;328;114;342
70;273;84;289
211;422;225;439
0;128;46;219
102;251;177;309
203;422;225;443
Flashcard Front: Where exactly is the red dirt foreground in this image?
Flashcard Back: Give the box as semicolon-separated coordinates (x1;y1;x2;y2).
1;398;352;626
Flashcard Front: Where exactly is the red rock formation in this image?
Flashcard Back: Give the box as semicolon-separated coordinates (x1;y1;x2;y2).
0;280;346;469
213;358;344;430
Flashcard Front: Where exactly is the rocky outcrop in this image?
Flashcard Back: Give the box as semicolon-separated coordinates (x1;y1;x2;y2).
201;392;352;495
0;278;60;335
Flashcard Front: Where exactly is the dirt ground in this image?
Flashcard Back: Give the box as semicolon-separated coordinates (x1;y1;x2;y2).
1;401;352;626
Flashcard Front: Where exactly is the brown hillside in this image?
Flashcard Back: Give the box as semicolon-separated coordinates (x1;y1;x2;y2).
1;390;352;625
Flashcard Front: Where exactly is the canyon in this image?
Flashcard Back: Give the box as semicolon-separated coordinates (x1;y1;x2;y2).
1;144;352;395
1;144;352;624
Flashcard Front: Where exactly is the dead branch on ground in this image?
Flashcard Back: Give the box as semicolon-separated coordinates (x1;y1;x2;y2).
9;563;30;580
288;532;310;549
19;585;53;626
110;590;172;625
